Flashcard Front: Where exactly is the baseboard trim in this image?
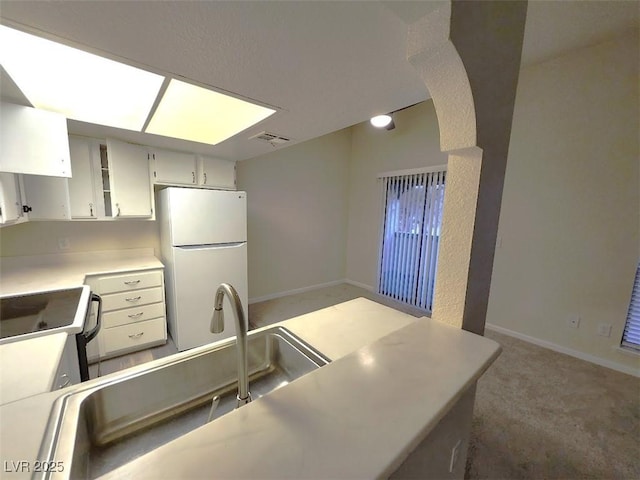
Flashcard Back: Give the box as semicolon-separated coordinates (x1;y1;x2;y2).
249;279;346;304
485;322;640;378
344;279;375;291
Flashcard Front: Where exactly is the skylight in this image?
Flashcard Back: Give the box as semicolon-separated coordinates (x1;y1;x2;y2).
0;25;275;144
146;79;275;145
0;25;164;131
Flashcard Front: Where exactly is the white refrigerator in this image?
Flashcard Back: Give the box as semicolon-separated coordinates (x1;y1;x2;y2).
158;187;248;351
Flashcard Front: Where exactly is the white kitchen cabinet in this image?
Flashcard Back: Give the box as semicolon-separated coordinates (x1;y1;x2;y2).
0;102;71;178
68;136;102;219
85;268;167;361
151;149;197;186
0;172;24;225
107;138;154;218
198;155;236;189
21;174;71;220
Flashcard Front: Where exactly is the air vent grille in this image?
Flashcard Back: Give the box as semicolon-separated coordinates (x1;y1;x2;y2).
249;131;291;145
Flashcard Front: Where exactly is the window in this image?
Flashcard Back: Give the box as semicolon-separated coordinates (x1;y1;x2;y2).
377;167;446;313
622;262;640;351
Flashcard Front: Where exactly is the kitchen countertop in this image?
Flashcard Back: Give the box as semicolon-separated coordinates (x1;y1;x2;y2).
0;249;164;406
0;248;164;297
0;298;501;479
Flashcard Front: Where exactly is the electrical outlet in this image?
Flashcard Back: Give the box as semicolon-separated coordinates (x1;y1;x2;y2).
57;237;70;250
449;439;461;473
597;323;612;337
567;314;580;329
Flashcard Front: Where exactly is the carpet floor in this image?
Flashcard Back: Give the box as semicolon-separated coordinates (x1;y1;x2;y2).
467;329;639;480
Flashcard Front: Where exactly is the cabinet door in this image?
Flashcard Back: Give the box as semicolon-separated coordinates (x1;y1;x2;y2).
0;102;71;177
68;136;99;219
0;172;23;224
151;149;197;185
198;155;236;190
21;174;71;220
107;139;153;218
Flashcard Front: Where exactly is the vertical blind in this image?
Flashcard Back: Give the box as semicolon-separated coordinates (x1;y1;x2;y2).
377;168;446;312
622;262;640;351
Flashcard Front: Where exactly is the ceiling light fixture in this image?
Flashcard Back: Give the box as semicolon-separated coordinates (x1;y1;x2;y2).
0;25;277;145
146;79;275;145
370;113;395;130
0;25;164;131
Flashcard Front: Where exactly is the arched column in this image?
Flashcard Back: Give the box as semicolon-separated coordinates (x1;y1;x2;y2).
407;1;527;334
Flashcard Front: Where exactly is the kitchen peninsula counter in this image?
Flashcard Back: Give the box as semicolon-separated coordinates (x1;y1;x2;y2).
0;298;501;479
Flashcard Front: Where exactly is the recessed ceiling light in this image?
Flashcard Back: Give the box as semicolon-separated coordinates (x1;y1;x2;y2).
0;25;164;131
146;79;276;145
370;114;393;128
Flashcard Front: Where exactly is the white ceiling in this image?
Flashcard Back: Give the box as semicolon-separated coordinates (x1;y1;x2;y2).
0;0;638;162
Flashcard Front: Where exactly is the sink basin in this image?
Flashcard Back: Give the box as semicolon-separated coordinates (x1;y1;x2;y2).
37;326;330;479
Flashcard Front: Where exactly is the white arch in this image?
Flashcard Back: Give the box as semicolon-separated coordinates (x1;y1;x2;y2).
406;1;527;333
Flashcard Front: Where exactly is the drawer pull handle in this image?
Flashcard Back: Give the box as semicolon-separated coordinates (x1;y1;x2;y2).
128;332;144;339
124;280;141;285
128;312;144;318
125;296;142;302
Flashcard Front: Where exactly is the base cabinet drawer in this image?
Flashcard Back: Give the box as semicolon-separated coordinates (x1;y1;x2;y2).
101;287;164;312
85;267;167;363
102;302;166;329
102;317;166;357
99;271;162;294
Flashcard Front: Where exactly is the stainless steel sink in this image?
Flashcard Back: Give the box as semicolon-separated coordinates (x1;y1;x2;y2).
37;326;329;479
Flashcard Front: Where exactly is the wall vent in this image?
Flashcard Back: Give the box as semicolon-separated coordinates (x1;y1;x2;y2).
249;131;291;145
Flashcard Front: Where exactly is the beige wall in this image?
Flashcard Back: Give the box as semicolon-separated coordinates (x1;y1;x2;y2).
486;30;640;372
345;100;448;289
236;129;351;301
0;220;160;257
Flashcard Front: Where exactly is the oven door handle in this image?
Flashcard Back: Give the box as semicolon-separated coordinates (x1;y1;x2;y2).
84;293;102;343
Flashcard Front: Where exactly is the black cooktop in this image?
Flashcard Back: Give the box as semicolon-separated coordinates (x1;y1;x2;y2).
0;287;84;339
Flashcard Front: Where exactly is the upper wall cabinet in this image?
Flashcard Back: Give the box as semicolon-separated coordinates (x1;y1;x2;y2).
68;136;102;219
150;149;197;186
0;173;24;225
21;174;71;220
106;139;154;218
0;103;71;178
150;150;236;190
198;155;236;190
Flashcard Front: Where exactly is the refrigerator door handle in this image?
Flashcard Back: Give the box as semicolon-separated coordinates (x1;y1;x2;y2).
175;242;246;250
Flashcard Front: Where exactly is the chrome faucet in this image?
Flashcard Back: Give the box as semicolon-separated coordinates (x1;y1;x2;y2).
210;283;251;408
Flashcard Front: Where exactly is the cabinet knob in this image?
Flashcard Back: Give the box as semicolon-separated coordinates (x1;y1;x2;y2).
203;172;207;184
128;332;144;339
89;202;94;217
192;172;196;184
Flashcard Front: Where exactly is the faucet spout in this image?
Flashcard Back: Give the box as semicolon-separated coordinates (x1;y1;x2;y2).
210;283;251;407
